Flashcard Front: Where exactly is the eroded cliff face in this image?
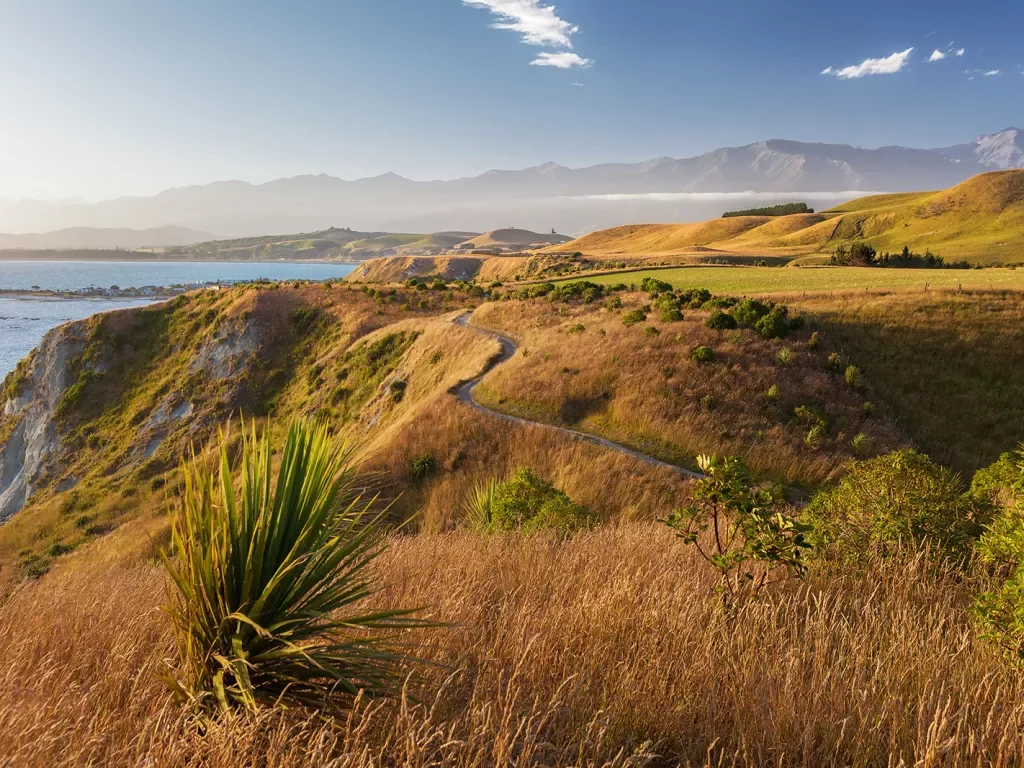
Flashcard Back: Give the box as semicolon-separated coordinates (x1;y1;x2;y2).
0;324;90;520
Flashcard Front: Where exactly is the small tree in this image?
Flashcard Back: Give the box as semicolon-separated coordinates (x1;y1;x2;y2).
661;455;811;612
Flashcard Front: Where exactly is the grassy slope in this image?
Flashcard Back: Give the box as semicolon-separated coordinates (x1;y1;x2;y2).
552;170;1024;265
472;296;906;488
793;291;1024;475
0;284;692;585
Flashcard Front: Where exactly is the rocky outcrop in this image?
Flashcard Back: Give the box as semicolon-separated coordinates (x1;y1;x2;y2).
0;323;90;521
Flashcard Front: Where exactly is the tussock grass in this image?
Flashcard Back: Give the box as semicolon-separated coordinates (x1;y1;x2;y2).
2;525;1023;765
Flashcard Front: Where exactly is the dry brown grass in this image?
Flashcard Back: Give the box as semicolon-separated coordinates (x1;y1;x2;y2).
2;523;1023;766
364;396;692;529
470;296;906;488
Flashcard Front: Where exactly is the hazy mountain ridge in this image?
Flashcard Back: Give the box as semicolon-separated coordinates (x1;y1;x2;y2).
1;129;1020;239
0;225;214;251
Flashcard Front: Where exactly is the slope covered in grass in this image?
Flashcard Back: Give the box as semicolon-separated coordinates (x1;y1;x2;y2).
552;170;1024;264
473;294;906;487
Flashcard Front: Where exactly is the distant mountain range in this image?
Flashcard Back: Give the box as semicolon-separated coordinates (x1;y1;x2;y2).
0;129;1020;241
0;225;214;251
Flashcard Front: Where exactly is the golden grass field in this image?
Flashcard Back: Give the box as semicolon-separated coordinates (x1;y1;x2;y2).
3;521;1023;767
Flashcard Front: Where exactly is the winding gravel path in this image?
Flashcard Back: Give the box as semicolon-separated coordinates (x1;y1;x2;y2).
453;313;704;480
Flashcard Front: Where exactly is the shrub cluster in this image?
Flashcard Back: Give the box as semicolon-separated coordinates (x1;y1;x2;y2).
831;243;971;270
484;469;594;534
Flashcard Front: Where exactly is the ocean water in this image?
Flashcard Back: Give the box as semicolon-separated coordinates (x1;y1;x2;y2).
0;261;356;379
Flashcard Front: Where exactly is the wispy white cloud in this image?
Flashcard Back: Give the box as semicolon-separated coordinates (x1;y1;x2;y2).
822;48;914;79
532;52;591;69
462;0;579;48
930;45;966;62
985;69;1002;76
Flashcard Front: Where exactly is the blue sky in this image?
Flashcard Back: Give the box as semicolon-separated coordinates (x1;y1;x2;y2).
0;0;1020;200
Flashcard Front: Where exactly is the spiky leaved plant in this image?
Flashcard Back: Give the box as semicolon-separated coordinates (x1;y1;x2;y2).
464;478;499;531
161;418;423;714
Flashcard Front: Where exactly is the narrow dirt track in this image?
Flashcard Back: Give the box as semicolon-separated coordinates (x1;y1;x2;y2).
452;313;704;480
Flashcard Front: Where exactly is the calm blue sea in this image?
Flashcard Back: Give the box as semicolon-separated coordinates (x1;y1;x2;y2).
0;261;356;378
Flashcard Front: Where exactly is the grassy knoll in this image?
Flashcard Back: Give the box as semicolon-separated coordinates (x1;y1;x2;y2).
562;265;1024;295
550;170;1024;265
794;291;1024;475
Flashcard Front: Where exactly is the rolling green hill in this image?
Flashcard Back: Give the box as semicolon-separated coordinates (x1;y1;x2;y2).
550;170;1024;265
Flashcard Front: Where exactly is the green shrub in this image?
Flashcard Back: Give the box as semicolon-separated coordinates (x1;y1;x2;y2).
755;309;790;340
844;365;863;388
389;380;407;403
764;384;779;403
972;450;1024;660
805;450;987;561
161;419;424;713
733;299;770;327
622;309;647;327
777;347;795;367
410;453;436;478
44;541;74;557
691;346;714;364
429;351;443;365
605;296;623;311
706;311;738;331
658;306;684;322
680;288;712;308
827;352;845;374
489;469;594;534
566;323;586;335
640;277;673;294
644;326;661;337
808;331;821;350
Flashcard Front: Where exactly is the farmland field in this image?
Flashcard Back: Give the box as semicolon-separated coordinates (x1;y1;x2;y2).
555;265;1024;295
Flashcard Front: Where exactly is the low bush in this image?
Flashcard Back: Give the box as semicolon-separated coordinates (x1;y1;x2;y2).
733;299;771;327
644;326;661;337
489;469;594;534
691;346;714;364
755;309;790;340
805;449;987;562
706;311;738;331
622;309;647;327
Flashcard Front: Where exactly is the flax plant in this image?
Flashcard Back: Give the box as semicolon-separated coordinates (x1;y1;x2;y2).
161;418;424;714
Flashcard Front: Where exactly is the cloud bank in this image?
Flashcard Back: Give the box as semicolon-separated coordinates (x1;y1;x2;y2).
822;47;914;79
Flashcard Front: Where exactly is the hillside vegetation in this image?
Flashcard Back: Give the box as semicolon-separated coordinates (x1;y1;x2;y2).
2;276;1024;764
551;170;1024;265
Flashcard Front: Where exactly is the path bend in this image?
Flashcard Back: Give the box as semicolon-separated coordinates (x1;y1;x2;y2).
452;313;703;480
